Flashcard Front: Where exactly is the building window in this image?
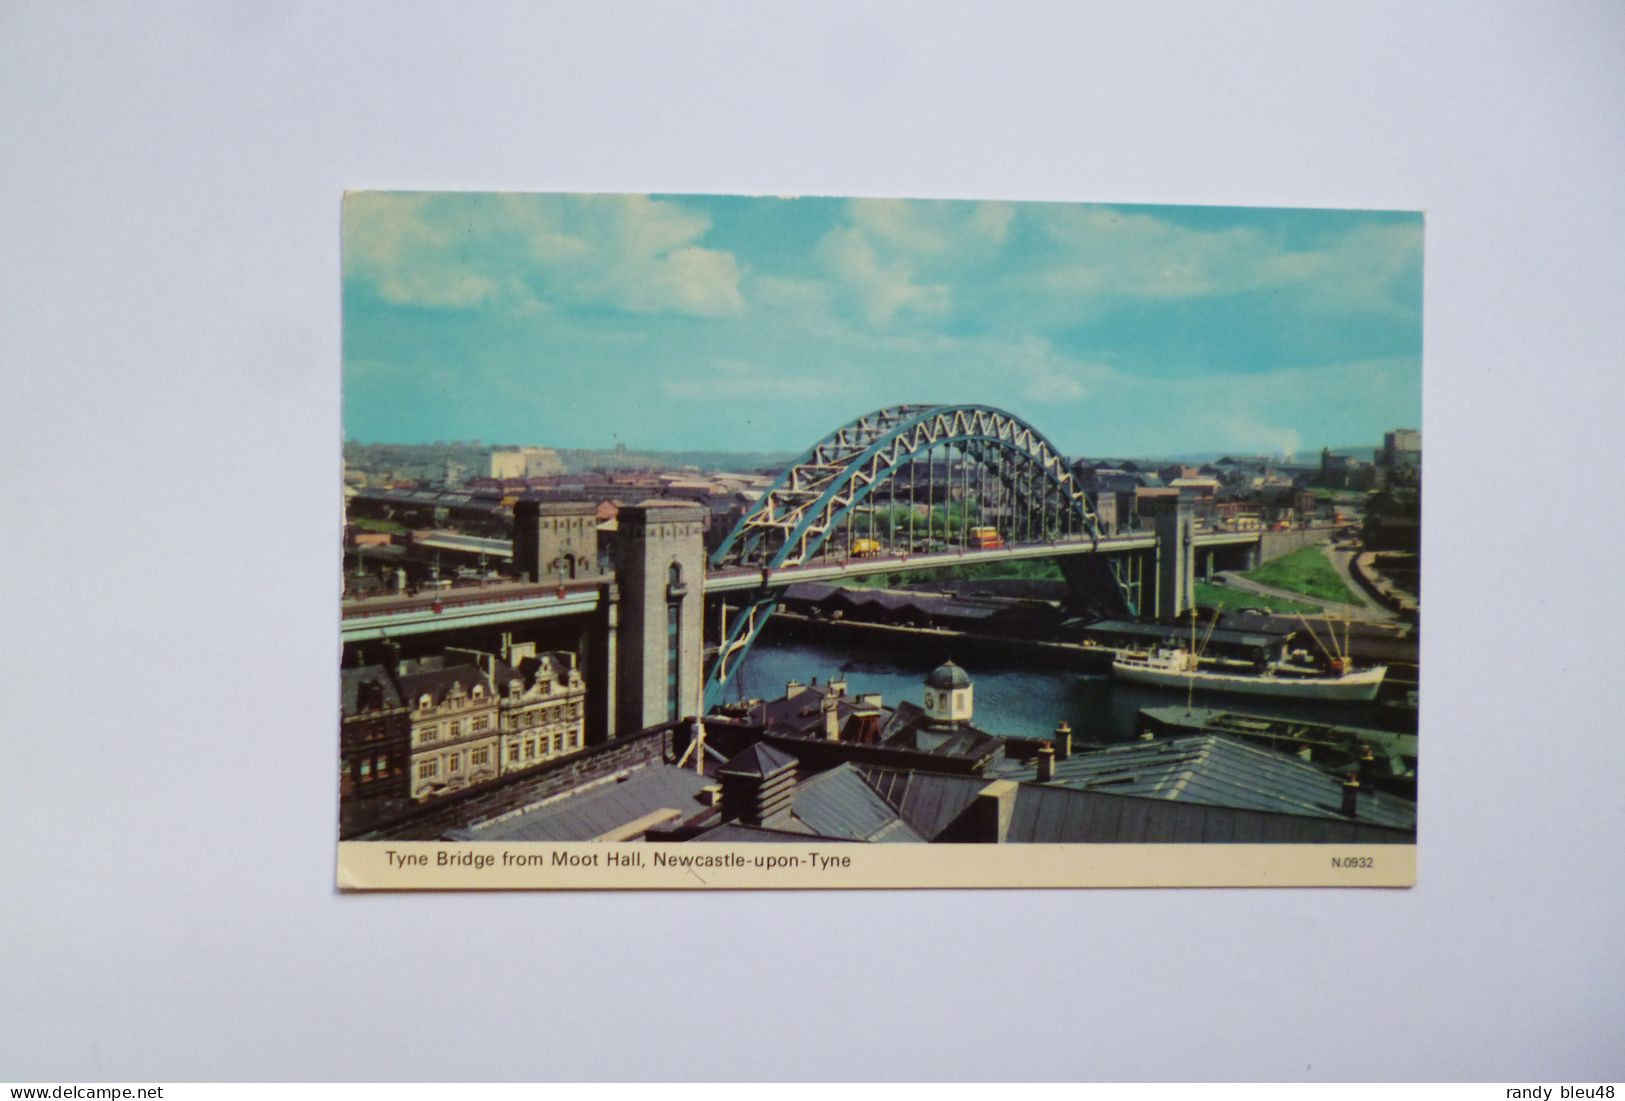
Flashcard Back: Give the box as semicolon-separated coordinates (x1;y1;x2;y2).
666;600;680;721
524;741;534;759
419;760;438;780
508;744;520;762
551;732;562;755
450;721;461;737
359;760;371;780
472;716;488;732
472;748;489;767
447;753;460;772
376;755;389;776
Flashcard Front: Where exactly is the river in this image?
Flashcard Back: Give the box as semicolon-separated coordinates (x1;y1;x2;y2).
732;626;1417;744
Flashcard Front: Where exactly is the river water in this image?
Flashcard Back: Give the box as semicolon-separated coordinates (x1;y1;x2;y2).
733;628;1416;745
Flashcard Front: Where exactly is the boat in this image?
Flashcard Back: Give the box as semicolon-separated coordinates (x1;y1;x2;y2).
1112;646;1387;702
1109;606;1386;702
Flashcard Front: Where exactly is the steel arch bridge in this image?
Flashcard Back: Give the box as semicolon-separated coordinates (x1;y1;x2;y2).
704;403;1119;708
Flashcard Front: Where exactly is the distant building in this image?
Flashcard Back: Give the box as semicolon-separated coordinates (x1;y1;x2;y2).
1376;428;1422;478
1385;428;1421;454
1092;490;1119;533
489;446;565;480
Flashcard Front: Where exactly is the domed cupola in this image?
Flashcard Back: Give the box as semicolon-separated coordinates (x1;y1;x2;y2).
923;660;974;727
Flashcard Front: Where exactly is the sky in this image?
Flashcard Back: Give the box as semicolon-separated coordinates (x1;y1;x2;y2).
343;192;1422;459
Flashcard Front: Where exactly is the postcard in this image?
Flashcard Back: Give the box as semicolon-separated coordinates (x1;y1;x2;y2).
337;192;1420;889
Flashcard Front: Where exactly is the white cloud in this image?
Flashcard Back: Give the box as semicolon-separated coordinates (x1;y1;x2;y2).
1027;206;1421;314
343;192;745;319
1030;206;1252;298
969;201;1015;245
816;225;949;327
982;336;1099;404
848;198;1015;254
807;199;1018;332
614;244;744;318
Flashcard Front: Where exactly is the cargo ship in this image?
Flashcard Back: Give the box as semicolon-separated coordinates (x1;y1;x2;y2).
1111;646;1387;702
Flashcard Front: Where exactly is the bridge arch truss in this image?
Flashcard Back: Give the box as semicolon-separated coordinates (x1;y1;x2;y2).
712;404;1102;571
705;403;1113;708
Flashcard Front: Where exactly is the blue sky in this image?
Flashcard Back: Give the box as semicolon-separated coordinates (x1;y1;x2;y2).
343;192;1421;458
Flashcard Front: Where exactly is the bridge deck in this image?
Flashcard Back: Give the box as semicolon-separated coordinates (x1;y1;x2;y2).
704;533;1154;592
341;581;601;641
340;529;1260;641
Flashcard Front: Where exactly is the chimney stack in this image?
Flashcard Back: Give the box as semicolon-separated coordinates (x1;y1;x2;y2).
718;746;799;826
965;780;1017;843
1340;774;1361;818
1036;741;1056;783
821;685;842;741
1053;721;1073;760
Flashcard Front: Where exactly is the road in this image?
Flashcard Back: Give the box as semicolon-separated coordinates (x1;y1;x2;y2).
1212;543;1398;624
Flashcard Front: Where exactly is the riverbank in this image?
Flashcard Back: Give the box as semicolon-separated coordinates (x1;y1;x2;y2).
768;610;1118;672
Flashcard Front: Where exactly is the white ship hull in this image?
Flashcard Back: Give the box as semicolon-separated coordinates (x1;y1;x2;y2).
1112;656;1387;702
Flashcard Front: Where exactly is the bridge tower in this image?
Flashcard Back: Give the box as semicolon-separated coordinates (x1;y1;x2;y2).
1148;492;1196;620
613;500;706;734
514;500;602;583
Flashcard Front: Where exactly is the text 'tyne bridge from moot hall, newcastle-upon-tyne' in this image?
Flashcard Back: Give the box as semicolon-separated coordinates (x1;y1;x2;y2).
342;403;1265;736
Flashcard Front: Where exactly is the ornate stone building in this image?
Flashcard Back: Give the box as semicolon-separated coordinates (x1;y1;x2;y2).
395;656;501;801
473;644;588;774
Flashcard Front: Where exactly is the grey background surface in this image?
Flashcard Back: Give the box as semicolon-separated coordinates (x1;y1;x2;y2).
3;0;1622;1082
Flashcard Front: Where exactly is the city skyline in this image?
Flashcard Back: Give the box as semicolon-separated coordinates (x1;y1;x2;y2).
343;193;1422;458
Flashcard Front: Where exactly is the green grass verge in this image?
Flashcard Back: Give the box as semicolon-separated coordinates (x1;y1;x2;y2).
348;516;408;534
1193;581;1323;615
1241;545;1359;604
